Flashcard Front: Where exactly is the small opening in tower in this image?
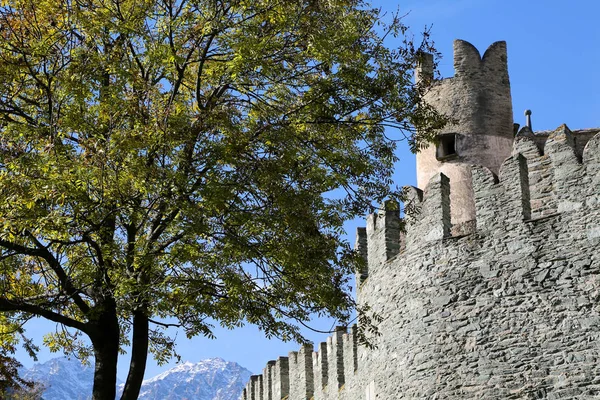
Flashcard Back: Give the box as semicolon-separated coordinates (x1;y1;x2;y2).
436;133;457;160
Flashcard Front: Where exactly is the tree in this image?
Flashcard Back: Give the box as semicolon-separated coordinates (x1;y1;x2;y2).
0;353;44;399
0;0;446;399
0;315;44;399
0;354;33;397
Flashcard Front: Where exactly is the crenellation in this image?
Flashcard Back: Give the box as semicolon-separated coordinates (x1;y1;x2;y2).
354;227;368;284
248;375;260;400
480;41;509;79
263;361;276;400
522;127;599;159
247;39;600;400
415;51;434;85
288;345;313;400
583;133;600;210
471;165;500;232
365;200;401;267
545;125;579;164
252;129;600;399
253;374;263;400
342;325;358;391
498;153;531;221
325;327;345;398
403;174;453;249
420;173;451;242
453;39;483;77
272;357;289;400
582;129;600;165
513;134;556;218
402;186;423;248
312;342;328;399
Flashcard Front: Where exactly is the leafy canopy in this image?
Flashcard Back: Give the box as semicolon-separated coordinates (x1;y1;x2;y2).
0;0;445;364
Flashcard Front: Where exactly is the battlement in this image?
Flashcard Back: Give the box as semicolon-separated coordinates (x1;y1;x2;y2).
417;40;509;85
453;40;509;80
359;126;600;280
241;326;359;400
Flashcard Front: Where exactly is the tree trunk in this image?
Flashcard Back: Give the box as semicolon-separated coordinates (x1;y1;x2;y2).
120;308;149;400
90;299;120;400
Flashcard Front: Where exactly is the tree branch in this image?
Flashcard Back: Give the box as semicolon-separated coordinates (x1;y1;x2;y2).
0;237;91;315
148;318;181;329
0;298;88;333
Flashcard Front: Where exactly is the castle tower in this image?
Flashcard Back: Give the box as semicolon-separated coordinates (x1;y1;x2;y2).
416;40;514;230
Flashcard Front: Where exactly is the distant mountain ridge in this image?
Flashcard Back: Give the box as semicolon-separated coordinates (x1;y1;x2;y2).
20;357;99;400
19;357;252;400
133;358;252;400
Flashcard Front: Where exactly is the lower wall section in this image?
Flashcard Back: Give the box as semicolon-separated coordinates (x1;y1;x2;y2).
243;206;600;399
242;326;359;400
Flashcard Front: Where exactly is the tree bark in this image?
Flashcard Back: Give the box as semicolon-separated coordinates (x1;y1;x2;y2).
120;308;149;400
89;298;120;400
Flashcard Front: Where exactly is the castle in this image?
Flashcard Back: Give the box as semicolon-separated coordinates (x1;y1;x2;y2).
242;40;600;399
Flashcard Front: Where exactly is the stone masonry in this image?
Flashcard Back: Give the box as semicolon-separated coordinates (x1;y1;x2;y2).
243;40;600;399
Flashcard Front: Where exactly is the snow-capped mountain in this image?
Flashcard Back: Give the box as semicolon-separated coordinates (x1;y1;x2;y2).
19;357;251;400
134;358;252;400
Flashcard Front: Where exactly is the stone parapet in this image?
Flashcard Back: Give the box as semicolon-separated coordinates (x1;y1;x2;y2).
243;327;358;400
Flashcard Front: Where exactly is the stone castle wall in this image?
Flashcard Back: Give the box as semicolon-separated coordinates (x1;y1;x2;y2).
244;125;600;400
243;37;600;399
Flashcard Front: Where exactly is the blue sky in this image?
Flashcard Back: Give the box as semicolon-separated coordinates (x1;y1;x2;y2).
16;0;600;380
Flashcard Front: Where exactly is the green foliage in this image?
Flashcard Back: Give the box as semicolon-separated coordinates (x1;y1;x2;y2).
0;0;446;389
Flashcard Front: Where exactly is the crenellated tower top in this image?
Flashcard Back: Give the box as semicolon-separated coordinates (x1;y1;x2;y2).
416;40;514;231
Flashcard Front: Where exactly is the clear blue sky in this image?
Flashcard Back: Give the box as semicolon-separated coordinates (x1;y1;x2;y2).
16;0;600;380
